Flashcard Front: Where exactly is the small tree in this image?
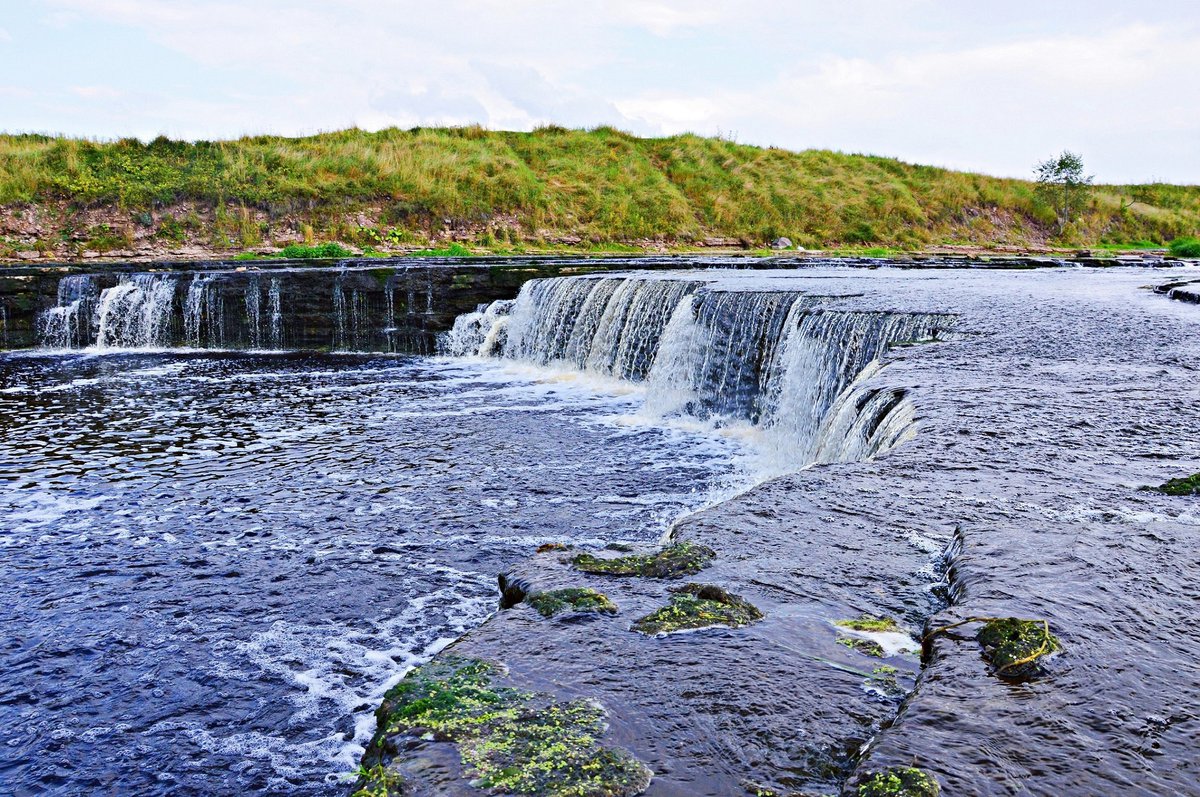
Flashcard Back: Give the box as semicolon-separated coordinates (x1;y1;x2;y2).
1034;151;1093;234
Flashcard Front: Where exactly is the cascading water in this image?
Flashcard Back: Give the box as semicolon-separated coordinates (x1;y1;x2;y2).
332;274;369;351
95;274;177;349
245;276;263;349
446;275;953;467
268;277;283;349
38;275;98;349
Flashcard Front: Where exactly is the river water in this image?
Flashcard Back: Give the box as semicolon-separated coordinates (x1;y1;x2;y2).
0;351;749;795
3;263;1200;797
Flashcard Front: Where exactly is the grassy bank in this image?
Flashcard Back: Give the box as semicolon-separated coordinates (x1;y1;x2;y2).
1;126;1198;260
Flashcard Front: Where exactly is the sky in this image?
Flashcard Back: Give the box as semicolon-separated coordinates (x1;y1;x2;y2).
2;0;1198;183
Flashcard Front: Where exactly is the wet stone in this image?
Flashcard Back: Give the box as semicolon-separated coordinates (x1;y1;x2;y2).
350;763;406;797
360;656;652;797
835;615;900;633
1152;472;1200;496
838;637;885;658
633;583;763;635
856;767;940;797
524;587;618;618
977;618;1060;679
571;541;715;579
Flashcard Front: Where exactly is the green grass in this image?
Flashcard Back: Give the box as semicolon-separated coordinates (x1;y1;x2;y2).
1169;237;1200;258
1;126;1197;253
278;242;354;259
408;242;472;257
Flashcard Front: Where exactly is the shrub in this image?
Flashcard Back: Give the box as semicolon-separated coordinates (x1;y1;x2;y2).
1168;237;1200;258
279;242;354;259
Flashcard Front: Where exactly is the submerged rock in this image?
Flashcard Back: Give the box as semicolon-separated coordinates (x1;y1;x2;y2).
977;617;1060;679
571;541;715;579
1151;472;1200;496
633;583;763;635
359;656;651;797
350;763;406;797
856;767;940;796
525;587;618;618
837;637;885;658
835;615;900;633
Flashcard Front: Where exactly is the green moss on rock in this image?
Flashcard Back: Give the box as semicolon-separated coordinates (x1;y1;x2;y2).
857;767;940;796
571;542;715;579
633;583;763;635
977;617;1060;678
525;588;618;618
835;615;900;633
351;763;406;797
366;657;651;797
838;637;885;658
1153;473;1200;496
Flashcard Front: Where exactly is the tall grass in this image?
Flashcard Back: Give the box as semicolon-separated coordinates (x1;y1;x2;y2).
1;127;1197;249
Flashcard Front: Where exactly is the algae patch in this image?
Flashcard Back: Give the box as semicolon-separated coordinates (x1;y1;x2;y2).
351;763;405;797
360;657;651;796
837;637;885;658
925;615;1061;679
525;588;618;618
633;583;763;635
571;541;715;579
1151;472;1200;496
857;767;940;796
836;615;900;633
977;617;1060;678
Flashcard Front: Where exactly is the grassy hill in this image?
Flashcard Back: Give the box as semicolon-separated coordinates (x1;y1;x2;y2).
1;125;1198;260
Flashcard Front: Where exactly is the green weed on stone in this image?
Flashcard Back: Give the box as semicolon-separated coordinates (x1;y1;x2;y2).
525;588;618;618
571;542;715;579
363;657;651;797
837;637;885;658
977;617;1060;678
836;615;900;633
1152;472;1200;496
633;583;762;635
857;767;940;796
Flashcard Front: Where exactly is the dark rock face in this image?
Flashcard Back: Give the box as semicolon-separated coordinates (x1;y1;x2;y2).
0;257;681;352
356;657;652;797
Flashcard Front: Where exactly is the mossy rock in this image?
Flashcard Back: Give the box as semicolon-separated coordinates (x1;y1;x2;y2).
835;615;899;633
857;767;940;796
571;542;715;579
525;587;618;618
864;665;907;700
633;583;763;635
977;618;1060;678
837;637;885;658
366;657;651;797
1152;473;1200;496
536;542;570;553
351;763;407;797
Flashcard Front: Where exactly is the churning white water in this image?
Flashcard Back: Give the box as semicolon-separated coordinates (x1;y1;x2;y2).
443;274;953;469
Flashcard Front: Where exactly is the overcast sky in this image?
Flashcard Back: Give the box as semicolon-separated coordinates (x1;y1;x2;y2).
2;1;1198;183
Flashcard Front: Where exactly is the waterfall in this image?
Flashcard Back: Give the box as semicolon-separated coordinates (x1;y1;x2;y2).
39;275;98;349
448;275;953;466
268;277;283;349
184;274;209;346
246;277;263;349
95;275;177;349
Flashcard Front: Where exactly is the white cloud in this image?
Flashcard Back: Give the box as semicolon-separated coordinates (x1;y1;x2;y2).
71;85;124;100
12;1;1200;181
618;24;1200;181
0;27;11;42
